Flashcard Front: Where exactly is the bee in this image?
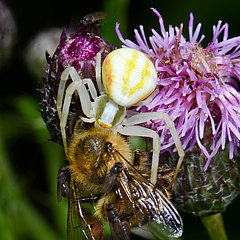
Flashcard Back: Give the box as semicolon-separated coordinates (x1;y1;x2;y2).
57;119;183;240
79;12;108;32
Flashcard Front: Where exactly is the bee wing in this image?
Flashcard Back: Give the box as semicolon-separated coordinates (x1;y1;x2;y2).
67;182;90;240
119;157;183;238
67;181;104;240
153;186;183;238
118;171;135;206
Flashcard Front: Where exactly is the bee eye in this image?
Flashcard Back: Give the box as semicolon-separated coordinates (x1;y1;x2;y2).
102;48;157;107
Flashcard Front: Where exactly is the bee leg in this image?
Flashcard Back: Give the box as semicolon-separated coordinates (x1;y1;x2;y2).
132;149;151;175
57;165;70;202
103;162;123;194
91;219;104;240
78;194;101;204
107;204;130;240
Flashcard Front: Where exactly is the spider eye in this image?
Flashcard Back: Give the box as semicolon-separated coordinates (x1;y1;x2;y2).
102;48;157;107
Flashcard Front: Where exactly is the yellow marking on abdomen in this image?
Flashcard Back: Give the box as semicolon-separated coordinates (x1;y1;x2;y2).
127;58;152;98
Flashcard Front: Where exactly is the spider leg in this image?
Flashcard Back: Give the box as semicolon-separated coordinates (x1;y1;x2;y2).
133;88;159;106
120;112;184;188
57;67;98;117
117;125;160;185
57;67;73;118
59;70;94;151
95;50;104;94
82;78;98;100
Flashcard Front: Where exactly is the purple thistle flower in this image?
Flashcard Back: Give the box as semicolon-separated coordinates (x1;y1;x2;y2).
116;8;240;170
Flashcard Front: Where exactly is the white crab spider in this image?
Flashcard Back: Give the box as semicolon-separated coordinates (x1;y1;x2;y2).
57;48;184;186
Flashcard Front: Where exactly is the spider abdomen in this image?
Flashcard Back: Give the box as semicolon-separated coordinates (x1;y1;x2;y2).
102;48;157;107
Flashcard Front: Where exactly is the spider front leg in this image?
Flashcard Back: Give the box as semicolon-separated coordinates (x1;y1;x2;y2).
57;67;95;151
57;67;79;118
118;112;184;188
117;125;161;185
57;67;97;118
95;50;104;94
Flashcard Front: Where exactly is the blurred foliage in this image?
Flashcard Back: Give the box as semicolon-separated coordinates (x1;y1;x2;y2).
0;96;67;240
1;0;240;239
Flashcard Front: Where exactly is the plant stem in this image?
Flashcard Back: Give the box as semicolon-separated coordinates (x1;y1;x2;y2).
200;213;228;240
